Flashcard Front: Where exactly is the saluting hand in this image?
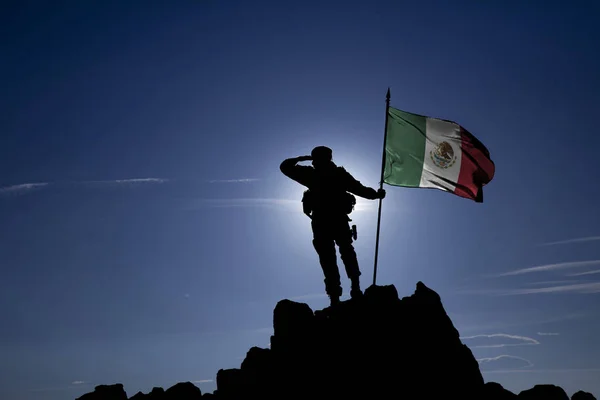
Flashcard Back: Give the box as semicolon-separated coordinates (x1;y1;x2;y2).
296;155;313;162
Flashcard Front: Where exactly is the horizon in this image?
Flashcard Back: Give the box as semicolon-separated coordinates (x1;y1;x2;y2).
1;1;600;399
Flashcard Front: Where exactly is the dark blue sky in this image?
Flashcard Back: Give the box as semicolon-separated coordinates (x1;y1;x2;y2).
1;1;600;399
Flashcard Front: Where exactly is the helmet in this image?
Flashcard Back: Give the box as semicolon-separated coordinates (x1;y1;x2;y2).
311;146;333;161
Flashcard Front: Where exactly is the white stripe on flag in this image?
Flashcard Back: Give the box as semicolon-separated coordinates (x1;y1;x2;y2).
419;118;463;191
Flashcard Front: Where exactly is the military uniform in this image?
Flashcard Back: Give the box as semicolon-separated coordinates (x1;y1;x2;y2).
280;153;380;303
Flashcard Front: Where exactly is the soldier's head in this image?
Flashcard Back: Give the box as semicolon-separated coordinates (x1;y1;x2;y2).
311;146;333;169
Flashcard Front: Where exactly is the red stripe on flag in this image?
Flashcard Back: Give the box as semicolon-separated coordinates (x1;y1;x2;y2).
455;126;495;202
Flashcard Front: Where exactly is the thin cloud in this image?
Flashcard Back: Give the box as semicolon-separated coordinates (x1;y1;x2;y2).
496;260;600;276
0;182;49;194
85;178;167;185
537;332;559;336
208;178;260;183
568;270;600;277
457;282;600;295
114;178;166;183
500;282;600;295
71;381;86;385
527;280;581;286
289;293;328;301
483;367;600;374
190;198;298;209
461;333;540;348
186;197;376;212
0;178;167;195
477;355;533;369
454;287;513;295
463;283;600;296
541;236;600;246
192;380;213;384
457;312;586;333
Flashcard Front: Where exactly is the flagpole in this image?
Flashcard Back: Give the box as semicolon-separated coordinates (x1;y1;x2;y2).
372;88;391;286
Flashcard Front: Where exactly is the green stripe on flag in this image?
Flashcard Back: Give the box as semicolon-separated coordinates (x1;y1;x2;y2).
383;107;427;187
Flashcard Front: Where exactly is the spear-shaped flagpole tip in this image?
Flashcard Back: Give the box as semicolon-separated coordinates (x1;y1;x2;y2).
386;87;390;101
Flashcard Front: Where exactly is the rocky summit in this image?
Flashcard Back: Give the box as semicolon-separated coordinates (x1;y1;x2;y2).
76;282;596;400
216;282;483;399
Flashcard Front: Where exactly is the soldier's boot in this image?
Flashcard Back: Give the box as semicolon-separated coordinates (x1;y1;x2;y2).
350;277;363;299
325;278;343;306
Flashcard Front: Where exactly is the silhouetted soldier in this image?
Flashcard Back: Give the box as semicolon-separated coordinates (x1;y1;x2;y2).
280;146;385;305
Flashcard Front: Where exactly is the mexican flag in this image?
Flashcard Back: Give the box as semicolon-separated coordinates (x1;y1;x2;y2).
383;106;495;202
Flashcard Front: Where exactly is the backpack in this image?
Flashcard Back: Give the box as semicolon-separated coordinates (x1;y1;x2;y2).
302;189;356;217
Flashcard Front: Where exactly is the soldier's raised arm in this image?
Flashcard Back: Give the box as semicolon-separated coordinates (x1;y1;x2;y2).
340;167;385;200
280;155;313;187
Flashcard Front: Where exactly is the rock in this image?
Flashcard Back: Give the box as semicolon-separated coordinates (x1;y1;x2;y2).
483;382;517;399
216;281;484;399
120;387;163;399
216;368;244;399
131;387;165;399
239;346;274;397
164;382;202;399
572;391;597;400
75;383;127;400
518;384;569;400
270;299;314;353
70;281;597;400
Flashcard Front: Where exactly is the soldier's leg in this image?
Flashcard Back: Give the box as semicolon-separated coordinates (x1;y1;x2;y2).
334;218;362;298
311;219;342;303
